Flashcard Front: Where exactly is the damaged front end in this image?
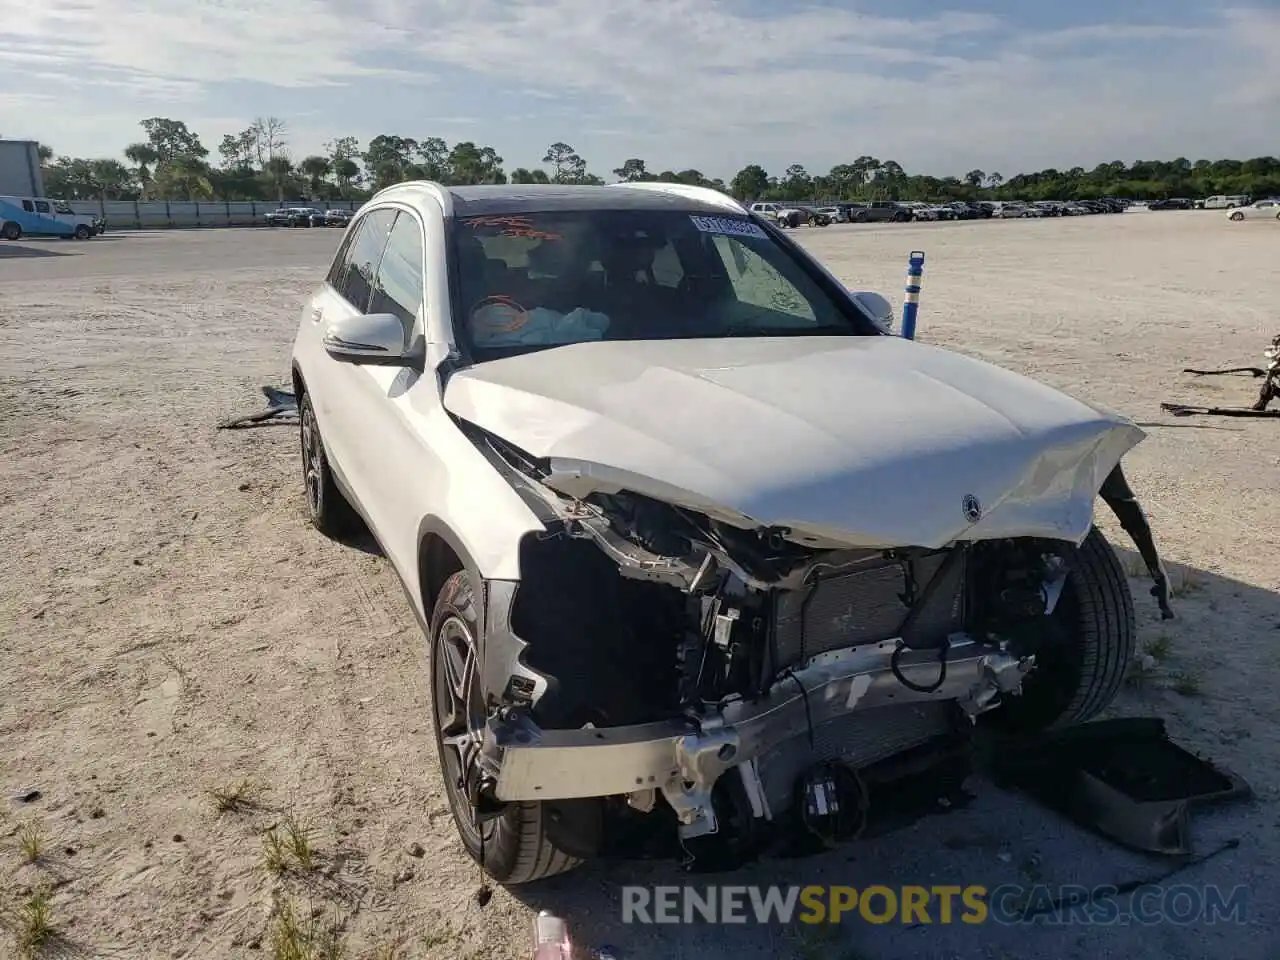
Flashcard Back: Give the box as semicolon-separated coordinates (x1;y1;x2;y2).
452;425;1156;866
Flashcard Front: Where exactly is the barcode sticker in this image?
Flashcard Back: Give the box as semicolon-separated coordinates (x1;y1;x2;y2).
690;215;768;239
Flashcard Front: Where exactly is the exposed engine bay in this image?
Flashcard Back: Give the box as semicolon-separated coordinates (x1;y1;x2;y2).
456;423;1165;867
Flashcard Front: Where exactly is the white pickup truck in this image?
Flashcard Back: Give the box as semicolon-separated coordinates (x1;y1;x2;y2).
1202;195;1251;210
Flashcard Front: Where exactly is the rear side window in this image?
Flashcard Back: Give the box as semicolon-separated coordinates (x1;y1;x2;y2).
329;209;396;311
34;201;50;213
22;200;34;212
368;212;425;343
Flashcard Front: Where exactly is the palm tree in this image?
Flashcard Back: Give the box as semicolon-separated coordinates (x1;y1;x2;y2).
125;142;160;199
333;158;359;198
265;155;294;201
298;155;332;200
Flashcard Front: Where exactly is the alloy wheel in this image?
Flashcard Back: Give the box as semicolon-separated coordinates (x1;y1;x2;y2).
433;615;494;846
300;401;323;518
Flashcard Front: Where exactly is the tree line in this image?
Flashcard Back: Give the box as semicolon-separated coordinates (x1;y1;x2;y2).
37;116;1280;205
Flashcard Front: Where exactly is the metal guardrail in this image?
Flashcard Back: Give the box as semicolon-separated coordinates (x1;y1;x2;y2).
63;199;367;230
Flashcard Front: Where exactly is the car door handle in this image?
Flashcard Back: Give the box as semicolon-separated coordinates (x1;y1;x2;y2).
310;308;324;324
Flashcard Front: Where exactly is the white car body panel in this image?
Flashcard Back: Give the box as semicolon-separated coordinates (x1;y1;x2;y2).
442;336;1144;550
1230;200;1279;221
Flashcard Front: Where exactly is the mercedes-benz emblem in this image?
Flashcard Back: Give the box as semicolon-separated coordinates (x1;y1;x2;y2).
962;494;982;523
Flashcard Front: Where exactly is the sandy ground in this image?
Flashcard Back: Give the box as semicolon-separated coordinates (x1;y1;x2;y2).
2;212;1279;959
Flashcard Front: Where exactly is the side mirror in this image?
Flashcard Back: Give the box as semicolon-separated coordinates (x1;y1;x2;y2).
323;312;412;365
851;291;894;333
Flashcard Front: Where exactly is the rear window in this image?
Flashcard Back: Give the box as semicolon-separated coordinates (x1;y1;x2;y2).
450;209;875;360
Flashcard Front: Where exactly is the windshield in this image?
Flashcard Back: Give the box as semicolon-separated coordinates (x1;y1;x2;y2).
451;208;876;360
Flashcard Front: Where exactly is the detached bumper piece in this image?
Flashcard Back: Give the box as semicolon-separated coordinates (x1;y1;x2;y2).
988;717;1251;857
216;386;298;429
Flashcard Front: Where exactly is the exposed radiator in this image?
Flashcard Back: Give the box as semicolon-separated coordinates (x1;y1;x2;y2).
772;551;966;669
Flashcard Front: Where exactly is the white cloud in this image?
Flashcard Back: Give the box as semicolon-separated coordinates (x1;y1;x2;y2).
0;0;1275;176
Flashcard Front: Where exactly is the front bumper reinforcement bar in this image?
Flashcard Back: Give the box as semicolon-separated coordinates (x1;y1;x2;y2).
484;634;1029;835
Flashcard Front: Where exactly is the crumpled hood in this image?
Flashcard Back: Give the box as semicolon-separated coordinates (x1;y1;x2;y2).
443;336;1145;548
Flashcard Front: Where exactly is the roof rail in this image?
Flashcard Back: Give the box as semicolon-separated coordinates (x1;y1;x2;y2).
609;181;746;214
370;179;455;217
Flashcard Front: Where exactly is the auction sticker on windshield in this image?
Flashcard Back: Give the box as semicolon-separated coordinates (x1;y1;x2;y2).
690;215;769;240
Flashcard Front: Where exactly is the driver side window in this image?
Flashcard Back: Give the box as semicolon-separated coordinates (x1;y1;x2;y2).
329;209;396;311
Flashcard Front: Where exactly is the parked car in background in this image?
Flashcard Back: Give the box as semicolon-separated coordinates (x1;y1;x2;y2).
1204;195;1251;210
815;205;849;223
994;202;1040;218
747;202;783;221
775;205;832;228
847;201;911;223
266;206;321;227
0;195;100;240
1227;199;1280;221
325;209;354;227
1147;198;1194;211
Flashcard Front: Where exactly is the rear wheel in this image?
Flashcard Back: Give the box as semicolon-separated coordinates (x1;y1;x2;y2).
988;527;1135;732
298;391;358;537
1230;211;1245;221
1;221;20;240
430;570;584;884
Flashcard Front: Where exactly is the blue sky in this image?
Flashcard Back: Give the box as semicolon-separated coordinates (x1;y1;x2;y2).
0;1;1276;180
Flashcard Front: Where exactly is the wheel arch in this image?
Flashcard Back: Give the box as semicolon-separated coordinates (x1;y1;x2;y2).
416;516;482;626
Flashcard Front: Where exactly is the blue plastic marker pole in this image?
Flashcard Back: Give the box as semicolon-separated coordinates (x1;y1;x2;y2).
901;250;925;340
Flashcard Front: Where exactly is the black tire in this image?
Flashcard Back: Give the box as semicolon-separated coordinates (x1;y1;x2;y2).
1;221;20;240
74;224;91;240
430;570;583;884
1230;212;1244;222
989;527;1136;732
298;391;358;537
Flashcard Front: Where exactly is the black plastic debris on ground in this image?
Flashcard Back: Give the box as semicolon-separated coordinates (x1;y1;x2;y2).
1163;337;1280;418
217;386;298;429
987;717;1251;857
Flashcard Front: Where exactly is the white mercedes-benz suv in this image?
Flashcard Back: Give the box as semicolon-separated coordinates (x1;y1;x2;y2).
290;181;1170;884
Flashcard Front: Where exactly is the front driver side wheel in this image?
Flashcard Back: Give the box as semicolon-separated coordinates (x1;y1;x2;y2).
430;570;585;884
298;391;357;537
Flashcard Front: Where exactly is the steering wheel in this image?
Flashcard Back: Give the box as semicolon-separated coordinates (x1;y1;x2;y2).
469;295;530;335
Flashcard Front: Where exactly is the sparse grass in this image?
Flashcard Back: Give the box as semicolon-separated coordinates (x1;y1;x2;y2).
209;777;264;814
781;920;868;960
1142;633;1173;660
420;928;459;950
285;818;316;872
263;826;290;875
371;944;403;960
262;818;319;875
1124;665;1149;688
269;897;345;960
14;884;55;957
16;820;43;864
1171;568;1204;598
1170;670;1204;696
